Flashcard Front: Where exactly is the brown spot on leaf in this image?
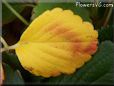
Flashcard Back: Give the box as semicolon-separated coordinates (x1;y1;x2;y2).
84;41;98;54
24;66;34;72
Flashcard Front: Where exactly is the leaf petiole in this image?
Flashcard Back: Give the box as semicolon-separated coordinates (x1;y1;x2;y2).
0;36;9;48
0;44;18;53
0;36;18;53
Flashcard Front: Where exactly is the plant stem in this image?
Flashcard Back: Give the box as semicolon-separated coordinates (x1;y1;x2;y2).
0;36;18;53
0;36;9;48
103;8;112;27
2;0;29;25
0;44;18;53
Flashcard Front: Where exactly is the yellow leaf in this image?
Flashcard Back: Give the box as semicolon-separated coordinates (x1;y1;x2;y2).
15;8;98;77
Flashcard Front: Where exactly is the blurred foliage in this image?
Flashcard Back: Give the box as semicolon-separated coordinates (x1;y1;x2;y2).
2;3;25;25
1;1;114;85
3;63;24;85
2;4;33;45
98;25;114;43
2;52;22;70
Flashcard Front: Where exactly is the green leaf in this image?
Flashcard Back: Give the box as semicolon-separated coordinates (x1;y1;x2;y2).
2;52;22;70
31;3;91;22
2;3;25;25
92;68;114;85
3;63;24;85
98;25;114;42
41;41;114;85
